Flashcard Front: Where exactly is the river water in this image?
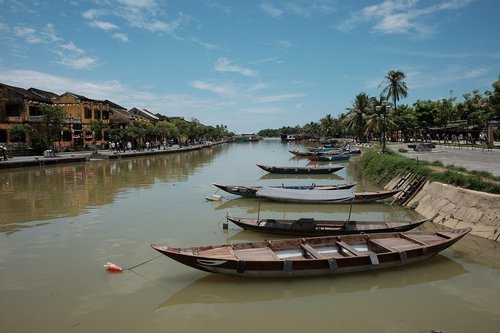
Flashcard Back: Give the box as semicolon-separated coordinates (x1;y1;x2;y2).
1;139;499;333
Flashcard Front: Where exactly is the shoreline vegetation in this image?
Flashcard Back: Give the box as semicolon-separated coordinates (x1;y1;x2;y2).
358;147;500;195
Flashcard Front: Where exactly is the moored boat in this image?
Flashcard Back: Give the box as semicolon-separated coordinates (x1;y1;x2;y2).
307;154;351;162
151;228;471;278
255;186;400;204
226;216;427;236
256;164;343;174
212;182;357;198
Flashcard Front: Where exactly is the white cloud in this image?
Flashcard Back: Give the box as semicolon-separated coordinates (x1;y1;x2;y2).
337;0;473;38
464;68;489;79
12;23;98;70
89;21;119;31
214;58;258;77
82;9;106;20
51;42;98;69
14;26;42;44
260;0;335;18
191;37;219;50
112;33;130;42
254;93;304;103
277;40;294;48
260;2;283;17
82;1;191;35
117;0;157;8
190;80;237;96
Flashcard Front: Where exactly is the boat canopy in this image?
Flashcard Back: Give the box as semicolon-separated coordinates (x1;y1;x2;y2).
256;186;355;202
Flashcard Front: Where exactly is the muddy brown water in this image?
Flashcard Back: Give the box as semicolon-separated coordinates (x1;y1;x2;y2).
1;139;499;333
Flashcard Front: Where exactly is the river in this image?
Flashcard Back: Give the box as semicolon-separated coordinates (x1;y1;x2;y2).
1;138;499;333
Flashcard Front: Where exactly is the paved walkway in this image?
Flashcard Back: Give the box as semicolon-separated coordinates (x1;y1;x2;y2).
389;143;500;177
0;141;227;169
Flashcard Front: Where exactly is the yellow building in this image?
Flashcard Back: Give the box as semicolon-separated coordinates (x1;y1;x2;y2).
52;92;110;150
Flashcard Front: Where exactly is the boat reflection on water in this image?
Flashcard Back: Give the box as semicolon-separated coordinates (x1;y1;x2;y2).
154;254;468;311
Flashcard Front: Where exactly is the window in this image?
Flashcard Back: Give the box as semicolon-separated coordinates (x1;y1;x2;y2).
94;109;101;119
102;111;109;120
29;105;42;116
6;103;21;116
84;107;92;119
0;129;7;142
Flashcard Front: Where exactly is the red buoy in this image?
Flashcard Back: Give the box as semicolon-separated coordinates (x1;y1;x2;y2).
104;262;123;272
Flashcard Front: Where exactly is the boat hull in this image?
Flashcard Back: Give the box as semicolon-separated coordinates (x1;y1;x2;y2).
256;164;343;174
212;183;357;198
227;216;427;236
152;228;471;278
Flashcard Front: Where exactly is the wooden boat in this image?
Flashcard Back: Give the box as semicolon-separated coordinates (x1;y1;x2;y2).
307;154;351;162
151;228;471;278
255;186;400;204
289;149;359;158
225;216;428;236
256;164;344;174
288;150;312;157
255;187;355;203
212;182;357;198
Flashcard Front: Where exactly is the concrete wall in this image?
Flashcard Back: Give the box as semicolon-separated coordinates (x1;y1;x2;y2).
407;181;500;241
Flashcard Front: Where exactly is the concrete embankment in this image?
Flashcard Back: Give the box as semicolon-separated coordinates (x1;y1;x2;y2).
407;181;500;241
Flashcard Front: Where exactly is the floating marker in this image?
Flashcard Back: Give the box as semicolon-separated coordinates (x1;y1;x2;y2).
104;262;123;272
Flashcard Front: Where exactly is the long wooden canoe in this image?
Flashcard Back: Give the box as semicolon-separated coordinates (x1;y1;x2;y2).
151;228;471;278
212;182;357;198
226;216;427;236
256;164;343;174
255;186;400;204
307;154;351;162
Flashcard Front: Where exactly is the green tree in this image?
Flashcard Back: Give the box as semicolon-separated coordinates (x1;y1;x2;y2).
320;114;335;138
380;70;408;114
41;104;66;152
344;93;370;142
380;70;408;152
490;75;500;120
89;119;106;146
157;121;180;143
10;123;35;147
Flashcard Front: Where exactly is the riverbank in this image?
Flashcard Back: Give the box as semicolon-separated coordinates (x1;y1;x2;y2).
406;181;499;241
376;143;500;241
0;140;228;169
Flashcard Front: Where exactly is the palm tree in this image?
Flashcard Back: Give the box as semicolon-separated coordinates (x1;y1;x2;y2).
380;70;408;152
364;96;386;144
320;114;335;138
380;70;408;113
344;93;370;143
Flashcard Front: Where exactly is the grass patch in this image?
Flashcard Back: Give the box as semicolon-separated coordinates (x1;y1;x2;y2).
359;149;500;194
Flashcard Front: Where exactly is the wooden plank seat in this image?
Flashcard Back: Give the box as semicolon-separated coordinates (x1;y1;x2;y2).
401;233;427;245
373;238;421;251
336;241;361;256
198;246;236;259
234;247;280;261
368;239;395;253
300;243;326;259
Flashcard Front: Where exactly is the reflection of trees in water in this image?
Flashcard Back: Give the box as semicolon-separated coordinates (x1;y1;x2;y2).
0;146;223;233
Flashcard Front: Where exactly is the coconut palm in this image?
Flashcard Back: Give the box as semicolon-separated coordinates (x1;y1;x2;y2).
320;114;335;138
380;70;408;113
379;70;408;152
344;93;370;143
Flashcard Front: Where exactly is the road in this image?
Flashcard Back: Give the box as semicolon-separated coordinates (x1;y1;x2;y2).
389;142;500;177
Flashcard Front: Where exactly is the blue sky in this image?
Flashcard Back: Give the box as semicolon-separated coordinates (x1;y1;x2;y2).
1;0;499;133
